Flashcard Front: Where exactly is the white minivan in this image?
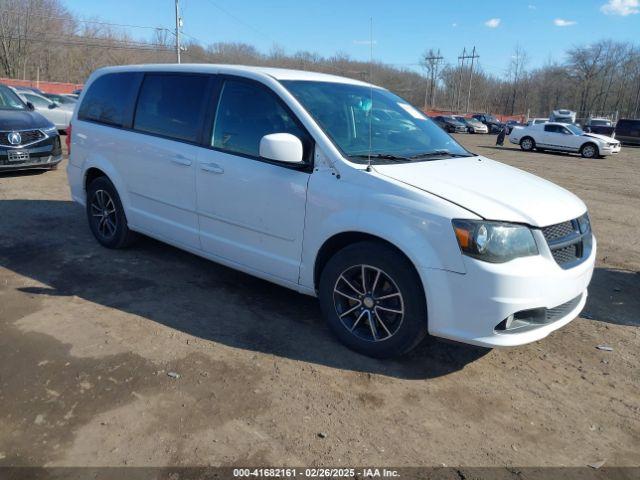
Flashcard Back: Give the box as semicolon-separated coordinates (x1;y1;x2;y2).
67;65;596;358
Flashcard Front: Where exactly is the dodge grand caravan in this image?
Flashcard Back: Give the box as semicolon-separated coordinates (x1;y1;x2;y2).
67;65;596;358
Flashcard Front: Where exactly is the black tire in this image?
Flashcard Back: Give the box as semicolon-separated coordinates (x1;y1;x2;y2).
580;142;599;159
86;176;137;249
520;136;535;151
318;241;428;358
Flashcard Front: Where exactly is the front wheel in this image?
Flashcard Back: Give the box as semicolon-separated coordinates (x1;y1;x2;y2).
520;136;535;151
580;143;598;158
318;241;428;358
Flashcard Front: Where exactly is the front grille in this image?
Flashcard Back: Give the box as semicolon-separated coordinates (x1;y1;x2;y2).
542;221;574;241
495;293;584;333
541;215;591;269
0;129;46;147
546;294;583;322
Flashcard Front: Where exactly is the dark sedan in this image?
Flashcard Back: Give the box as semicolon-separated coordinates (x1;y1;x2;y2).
432;115;467;134
0;84;63;172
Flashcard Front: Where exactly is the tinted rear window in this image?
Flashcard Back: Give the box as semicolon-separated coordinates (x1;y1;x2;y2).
78;72;140;127
133;73;209;142
617;119;640;128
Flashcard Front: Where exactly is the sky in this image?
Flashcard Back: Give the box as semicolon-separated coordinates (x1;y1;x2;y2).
63;0;640;76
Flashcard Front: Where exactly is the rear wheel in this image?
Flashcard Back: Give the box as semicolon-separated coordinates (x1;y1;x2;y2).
86;176;137;249
520;136;535;151
318;241;428;358
580;143;598;158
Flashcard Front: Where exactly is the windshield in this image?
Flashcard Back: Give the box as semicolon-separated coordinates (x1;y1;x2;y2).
0;85;26;110
566;124;583;135
281;80;470;162
590;119;611;126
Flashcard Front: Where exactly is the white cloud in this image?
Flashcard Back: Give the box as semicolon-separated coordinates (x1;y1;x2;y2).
484;18;501;28
528;4;537;9
452;22;458;27
601;0;639;16
554;18;577;26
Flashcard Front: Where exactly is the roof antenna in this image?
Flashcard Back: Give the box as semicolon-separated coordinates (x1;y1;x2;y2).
366;17;373;173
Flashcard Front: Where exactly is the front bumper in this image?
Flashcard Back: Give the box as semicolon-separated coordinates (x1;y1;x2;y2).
0;134;62;172
601;144;621;155
0;153;62;171
419;236;596;347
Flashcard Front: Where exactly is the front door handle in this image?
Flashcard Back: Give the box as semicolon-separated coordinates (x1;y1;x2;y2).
201;162;224;174
171;155;193;166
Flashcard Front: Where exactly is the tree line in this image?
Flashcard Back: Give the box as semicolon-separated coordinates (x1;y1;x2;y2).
2;0;639;119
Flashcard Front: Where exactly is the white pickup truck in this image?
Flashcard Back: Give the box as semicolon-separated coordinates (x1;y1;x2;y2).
509;122;621;158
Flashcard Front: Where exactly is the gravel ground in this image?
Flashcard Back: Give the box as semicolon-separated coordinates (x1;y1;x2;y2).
0;133;638;468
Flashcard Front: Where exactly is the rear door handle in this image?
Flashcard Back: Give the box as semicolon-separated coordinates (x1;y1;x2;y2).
201;162;224;174
171;155;193;166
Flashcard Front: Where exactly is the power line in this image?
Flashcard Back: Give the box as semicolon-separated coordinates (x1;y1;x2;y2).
0;35;175;52
202;0;274;43
1;8;171;33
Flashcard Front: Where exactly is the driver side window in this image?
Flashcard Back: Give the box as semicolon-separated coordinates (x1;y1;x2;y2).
212;79;310;160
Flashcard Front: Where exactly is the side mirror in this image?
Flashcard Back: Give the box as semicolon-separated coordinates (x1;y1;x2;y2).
48;103;57;109
26;102;35;111
259;133;303;164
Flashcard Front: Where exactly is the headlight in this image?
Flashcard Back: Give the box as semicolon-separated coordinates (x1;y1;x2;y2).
452;219;538;263
42;125;57;135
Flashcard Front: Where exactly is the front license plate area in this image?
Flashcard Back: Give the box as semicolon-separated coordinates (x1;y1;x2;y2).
7;150;30;163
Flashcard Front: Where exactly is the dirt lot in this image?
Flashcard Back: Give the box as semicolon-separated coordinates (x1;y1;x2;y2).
0;133;638;469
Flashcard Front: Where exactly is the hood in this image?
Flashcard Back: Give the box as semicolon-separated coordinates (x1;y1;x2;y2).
0;109;53;130
373;156;586;227
582;132;617;143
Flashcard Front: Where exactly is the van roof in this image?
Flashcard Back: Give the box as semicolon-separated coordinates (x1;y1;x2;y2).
91;63;376;88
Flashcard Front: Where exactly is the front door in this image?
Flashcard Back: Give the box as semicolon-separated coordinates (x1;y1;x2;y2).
196;78;313;283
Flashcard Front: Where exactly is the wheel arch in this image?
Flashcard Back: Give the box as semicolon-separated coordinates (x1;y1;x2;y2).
84;167;108;191
313;231;425;295
80;156;130;210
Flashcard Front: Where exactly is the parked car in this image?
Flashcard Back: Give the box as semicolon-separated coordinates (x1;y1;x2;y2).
583;118;614;137
453;116;488;134
471;113;503;133
509;122;621;158
68;65;595;358
432;115;467;133
43;93;78;106
526;118;548;126
505;119;524;134
549;109;576;124
14;90;73;131
0;83;62;172
13;85;45;95
613;118;640;145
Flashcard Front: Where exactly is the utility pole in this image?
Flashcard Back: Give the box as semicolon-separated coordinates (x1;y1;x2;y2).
423;49;443;110
455;48;466;112
174;0;181;63
465;46;479;113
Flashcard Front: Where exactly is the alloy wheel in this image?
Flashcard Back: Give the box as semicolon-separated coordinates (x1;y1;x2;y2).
333;264;404;342
582;145;596;158
90;189;118;239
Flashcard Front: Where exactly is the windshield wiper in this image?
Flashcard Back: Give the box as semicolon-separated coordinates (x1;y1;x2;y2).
409;150;472;159
349;153;412;163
